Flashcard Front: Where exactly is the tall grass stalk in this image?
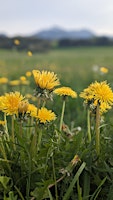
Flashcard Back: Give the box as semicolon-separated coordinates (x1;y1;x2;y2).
87;109;91;142
63;162;86;200
11;115;15;150
4;113;9;140
77;178;82;200
59;98;66;131
95;103;100;156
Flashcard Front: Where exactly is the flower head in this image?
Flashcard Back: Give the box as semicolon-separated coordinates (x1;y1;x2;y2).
32;70;60;91
54;87;77;98
27;51;32;57
100;67;108;74
9;80;20;86
0;77;8;84
20;76;26;81
80;81;113;113
26;71;32;77
1;92;24;115
37;107;56;124
14;39;20;45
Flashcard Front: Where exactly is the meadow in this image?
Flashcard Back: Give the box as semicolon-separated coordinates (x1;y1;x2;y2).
1;46;113;199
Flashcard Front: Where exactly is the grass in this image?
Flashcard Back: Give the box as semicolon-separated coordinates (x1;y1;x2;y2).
1;46;113;78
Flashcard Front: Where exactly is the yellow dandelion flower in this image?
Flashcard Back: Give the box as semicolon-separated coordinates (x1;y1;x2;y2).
37;107;56;124
27;104;37;117
0;77;8;84
0;120;5;126
27;51;32;57
54;87;77;98
1;92;24;115
80;81;113;113
90;81;113;105
25;71;32;77
100;102;111;114
100;67;108;74
9;80;20;86
14;39;20;45
80;87;94;101
20;76;26;81
32;70;60;90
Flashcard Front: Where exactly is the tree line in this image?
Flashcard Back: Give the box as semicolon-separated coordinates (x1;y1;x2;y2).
0;36;113;52
0;36;52;52
58;36;113;47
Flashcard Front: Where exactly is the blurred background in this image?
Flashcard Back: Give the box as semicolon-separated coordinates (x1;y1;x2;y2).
0;0;113;51
1;0;113;103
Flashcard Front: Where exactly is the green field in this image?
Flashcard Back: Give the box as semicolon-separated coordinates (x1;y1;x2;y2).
1;46;113;86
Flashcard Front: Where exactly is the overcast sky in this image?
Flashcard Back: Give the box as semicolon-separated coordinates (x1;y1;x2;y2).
0;0;113;36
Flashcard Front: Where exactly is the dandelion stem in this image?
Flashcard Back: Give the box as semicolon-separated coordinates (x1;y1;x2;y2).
87;109;91;142
95;103;100;156
60;99;66;131
4;113;9;140
37;128;42;151
11;115;15;150
19;121;23;137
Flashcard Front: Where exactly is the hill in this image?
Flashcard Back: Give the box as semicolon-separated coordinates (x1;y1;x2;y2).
32;26;95;40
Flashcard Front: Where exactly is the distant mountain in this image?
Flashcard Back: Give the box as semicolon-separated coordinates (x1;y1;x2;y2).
0;33;7;38
32;26;95;40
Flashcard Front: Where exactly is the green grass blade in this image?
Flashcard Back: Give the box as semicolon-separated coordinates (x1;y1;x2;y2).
63;162;86;200
48;188;54;200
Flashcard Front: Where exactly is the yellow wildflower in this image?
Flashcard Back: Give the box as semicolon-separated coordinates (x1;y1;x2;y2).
1;92;24;115
14;39;20;45
32;70;60;90
37;107;56;124
9;80;20;86
80;81;113;113
100;67;108;74
27;51;32;57
20;76;26;81
25;71;32;77
54;87;77;98
0;77;8;84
